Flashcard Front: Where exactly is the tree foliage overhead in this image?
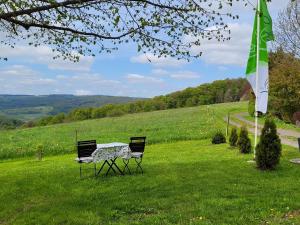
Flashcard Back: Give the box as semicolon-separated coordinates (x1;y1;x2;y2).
0;0;244;61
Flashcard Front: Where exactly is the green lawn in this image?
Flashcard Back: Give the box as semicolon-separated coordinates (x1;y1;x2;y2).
1;140;300;225
1;101;300;224
0;102;247;160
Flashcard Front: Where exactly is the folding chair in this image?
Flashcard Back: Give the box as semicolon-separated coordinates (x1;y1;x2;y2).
122;137;146;174
75;140;97;178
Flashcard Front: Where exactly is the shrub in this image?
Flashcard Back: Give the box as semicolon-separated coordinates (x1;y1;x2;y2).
229;127;238;147
212;131;226;144
256;119;282;170
237;126;252;154
36;144;44;161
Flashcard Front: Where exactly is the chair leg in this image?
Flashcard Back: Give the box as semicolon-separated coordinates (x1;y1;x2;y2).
123;159;131;174
135;157;143;174
80;164;82;178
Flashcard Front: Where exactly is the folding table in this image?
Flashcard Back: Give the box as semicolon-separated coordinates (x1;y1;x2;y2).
92;142;130;176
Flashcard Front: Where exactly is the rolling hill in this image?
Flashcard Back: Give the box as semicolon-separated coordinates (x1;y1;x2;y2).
0;94;145;121
0;101;247;160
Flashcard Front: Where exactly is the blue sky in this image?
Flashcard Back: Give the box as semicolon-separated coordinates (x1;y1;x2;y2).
0;0;287;97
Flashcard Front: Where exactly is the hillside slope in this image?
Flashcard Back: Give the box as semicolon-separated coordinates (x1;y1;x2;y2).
0;102;248;160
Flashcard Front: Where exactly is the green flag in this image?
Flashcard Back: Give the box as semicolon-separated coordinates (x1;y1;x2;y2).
246;0;274;113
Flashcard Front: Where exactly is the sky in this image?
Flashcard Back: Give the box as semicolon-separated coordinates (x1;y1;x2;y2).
0;0;288;97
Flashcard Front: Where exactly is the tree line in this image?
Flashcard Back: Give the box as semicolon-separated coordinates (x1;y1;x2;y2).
23;78;248;128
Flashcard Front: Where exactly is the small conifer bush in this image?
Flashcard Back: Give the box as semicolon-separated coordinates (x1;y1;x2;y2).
229;127;238;147
36;144;44;161
212;131;226;144
237;126;251;154
256;119;282;170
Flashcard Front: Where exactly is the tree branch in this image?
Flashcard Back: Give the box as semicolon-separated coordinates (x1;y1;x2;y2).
5;17;137;40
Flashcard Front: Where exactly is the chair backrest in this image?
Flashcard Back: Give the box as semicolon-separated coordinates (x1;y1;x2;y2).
77;140;97;158
129;137;146;153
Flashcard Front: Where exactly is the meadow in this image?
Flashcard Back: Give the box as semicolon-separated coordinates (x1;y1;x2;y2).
1;101;300;225
1;140;300;224
0;102;247;160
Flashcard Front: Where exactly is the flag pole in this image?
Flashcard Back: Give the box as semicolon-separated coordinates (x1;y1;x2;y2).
254;0;261;159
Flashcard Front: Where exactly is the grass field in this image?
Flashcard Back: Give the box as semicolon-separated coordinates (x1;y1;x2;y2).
1;140;300;225
1;101;300;225
0;102;247;160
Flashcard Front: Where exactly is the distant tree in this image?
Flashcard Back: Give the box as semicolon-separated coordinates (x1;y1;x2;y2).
269;49;300;122
256;119;282;170
37;116;53;126
275;1;300;57
0;0;243;61
91;107;107;119
0;115;24;129
23;120;35;128
106;107;125;117
50;113;65;124
237;126;251;154
68;108;92;121
185;96;198;107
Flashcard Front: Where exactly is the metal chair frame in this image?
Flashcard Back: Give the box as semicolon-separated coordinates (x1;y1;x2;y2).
77;140;97;178
123;137;146;174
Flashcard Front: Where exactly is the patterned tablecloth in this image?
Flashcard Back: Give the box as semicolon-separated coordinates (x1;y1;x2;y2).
91;142;130;163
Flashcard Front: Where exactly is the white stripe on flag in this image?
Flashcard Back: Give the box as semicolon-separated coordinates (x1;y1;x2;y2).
247;63;269;114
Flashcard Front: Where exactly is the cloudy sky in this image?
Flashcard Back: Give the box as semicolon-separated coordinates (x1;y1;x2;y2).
0;0;288;97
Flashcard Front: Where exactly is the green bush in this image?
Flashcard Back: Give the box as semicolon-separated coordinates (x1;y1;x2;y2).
256;119;282;170
36;144;44;161
229;127;238;147
212;131;226;144
237;126;251;154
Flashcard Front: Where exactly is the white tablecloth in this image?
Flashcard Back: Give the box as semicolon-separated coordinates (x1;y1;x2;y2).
91;142;130;163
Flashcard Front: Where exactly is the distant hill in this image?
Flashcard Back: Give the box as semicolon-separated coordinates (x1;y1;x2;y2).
0;94;145;121
21;78;249;128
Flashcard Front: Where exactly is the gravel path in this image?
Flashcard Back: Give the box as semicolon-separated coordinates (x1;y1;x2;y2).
225;113;300;148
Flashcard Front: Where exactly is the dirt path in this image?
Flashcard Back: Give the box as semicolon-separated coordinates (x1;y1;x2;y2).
225;113;300;148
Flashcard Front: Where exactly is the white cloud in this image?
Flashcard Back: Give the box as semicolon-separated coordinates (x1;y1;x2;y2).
0;45;94;72
130;53;188;68
75;90;93;96
152;69;169;76
150;69;201;80
169;71;201;80
0;65;123;95
187;23;252;67
126;74;163;83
